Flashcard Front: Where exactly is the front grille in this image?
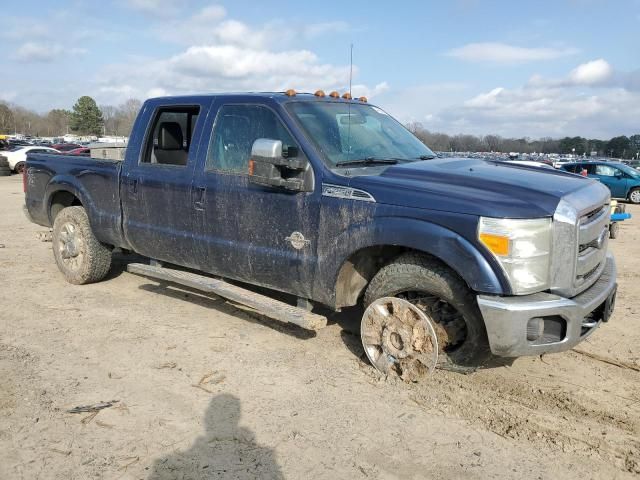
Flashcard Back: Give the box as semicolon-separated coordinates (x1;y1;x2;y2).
575;201;609;293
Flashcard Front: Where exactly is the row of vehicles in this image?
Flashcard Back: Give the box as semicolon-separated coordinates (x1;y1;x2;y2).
22;90;618;377
0;143;89;173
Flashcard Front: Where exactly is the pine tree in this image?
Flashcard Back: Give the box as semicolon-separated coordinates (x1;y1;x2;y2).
69;96;104;135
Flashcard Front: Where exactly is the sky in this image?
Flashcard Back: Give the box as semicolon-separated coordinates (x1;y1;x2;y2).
1;0;639;139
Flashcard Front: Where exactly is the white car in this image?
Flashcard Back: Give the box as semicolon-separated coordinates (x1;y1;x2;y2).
2;146;60;173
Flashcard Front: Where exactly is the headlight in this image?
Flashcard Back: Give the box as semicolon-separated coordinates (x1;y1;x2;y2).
478;217;552;295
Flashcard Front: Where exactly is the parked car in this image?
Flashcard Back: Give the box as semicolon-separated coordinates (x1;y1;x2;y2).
4;145;59;173
66;147;91;157
51;143;82;152
560;161;640;203
24;91;617;376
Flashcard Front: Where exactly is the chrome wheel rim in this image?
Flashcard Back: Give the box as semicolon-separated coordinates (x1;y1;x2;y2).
361;297;438;381
631;191;640;203
57;222;84;270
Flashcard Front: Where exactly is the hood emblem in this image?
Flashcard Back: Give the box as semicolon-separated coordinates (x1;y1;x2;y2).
285;232;310;250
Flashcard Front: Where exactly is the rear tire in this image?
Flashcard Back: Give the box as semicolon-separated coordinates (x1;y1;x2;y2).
629;188;640;204
52;206;112;284
363;253;491;369
14;162;25;174
609;222;619;239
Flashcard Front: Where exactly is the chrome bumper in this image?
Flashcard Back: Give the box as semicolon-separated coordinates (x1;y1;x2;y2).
477;254;617;357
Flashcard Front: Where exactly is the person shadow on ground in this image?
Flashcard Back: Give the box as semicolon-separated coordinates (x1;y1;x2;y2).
148;394;284;480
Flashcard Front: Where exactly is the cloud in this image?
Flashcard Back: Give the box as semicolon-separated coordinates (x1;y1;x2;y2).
121;0;187;17
446;42;579;64
12;42;87;63
387;60;640;138
94;43;367;105
567;58;613;85
149;5;349;49
92;7;369;105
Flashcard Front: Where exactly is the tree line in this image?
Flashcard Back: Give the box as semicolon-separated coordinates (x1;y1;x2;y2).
1;96;639;158
0;96;141;138
406;122;640;159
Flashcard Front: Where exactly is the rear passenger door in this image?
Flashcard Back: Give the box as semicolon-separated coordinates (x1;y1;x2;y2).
121;104;205;267
191;101;321;298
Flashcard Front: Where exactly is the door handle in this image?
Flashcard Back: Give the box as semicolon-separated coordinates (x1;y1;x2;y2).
132;179;138;194
194;186;206;210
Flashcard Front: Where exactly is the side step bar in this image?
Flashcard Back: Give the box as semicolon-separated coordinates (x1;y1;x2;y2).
126;263;327;331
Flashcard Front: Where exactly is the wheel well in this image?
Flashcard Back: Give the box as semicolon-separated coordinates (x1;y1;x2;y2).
334;246;470;309
50;191;82;223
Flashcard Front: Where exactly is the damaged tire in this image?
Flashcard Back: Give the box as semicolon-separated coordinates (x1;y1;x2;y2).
363;253;491;371
52;206;112;284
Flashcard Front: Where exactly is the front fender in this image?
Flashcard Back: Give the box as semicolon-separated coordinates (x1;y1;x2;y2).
318;215;510;306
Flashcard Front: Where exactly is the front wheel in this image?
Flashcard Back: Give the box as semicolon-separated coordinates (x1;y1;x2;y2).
629;188;640;204
52;206;112;284
363;253;491;371
14;162;25;174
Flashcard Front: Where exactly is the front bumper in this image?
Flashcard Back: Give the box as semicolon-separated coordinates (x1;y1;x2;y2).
477;253;617;357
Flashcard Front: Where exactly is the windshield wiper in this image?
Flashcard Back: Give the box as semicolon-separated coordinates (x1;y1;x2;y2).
335;157;399;168
417;155;436;160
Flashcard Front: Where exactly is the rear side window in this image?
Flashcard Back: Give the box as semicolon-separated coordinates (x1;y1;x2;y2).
142;106;200;166
206;104;297;174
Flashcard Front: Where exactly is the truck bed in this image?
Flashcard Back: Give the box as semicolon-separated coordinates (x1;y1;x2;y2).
25;153;126;248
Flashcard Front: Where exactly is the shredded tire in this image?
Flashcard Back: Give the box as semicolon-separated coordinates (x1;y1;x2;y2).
363;253;491;370
52;206;112;285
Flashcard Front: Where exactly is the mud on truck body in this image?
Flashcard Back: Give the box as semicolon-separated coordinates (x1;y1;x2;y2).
24;90;617;377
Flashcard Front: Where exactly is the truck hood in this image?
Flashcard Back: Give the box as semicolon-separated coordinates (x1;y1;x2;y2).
347;157;599;218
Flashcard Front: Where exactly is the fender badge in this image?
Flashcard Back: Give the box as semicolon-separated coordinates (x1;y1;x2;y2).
285;232;310;250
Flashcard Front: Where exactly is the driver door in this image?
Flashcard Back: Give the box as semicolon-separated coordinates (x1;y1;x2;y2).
191;101;321;298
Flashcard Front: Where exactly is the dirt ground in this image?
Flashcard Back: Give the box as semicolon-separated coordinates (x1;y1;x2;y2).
1;173;639;480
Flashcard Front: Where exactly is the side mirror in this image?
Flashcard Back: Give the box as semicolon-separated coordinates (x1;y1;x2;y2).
615;172;623;179
248;138;313;192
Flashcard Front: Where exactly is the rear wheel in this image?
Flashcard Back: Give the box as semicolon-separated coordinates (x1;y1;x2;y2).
629;188;640;204
363;253;491;371
14;162;25;174
52;206;112;284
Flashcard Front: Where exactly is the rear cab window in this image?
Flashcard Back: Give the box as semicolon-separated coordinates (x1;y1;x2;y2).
141;106;201;166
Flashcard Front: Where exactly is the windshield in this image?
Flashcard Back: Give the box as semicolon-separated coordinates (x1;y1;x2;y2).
287;102;435;167
619;164;640;178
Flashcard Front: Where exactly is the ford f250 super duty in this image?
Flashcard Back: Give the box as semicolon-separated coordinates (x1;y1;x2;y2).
24;90;617;377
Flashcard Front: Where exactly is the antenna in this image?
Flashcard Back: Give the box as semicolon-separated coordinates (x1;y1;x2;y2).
346;43;353;160
349;43;353;98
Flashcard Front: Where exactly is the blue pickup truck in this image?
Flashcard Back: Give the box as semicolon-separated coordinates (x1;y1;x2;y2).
24;91;617;376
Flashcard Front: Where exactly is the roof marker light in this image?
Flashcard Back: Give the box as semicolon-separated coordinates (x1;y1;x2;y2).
285;89;296;96
329;91;340;98
358;96;368;103
342;92;352;100
314;90;325;97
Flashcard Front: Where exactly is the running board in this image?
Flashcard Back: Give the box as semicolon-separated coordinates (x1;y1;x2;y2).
126;263;327;331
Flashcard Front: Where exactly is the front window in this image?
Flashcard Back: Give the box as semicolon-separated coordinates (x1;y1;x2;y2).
618;164;640;178
207;104;299;174
287;102;435;167
595;164;618;177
